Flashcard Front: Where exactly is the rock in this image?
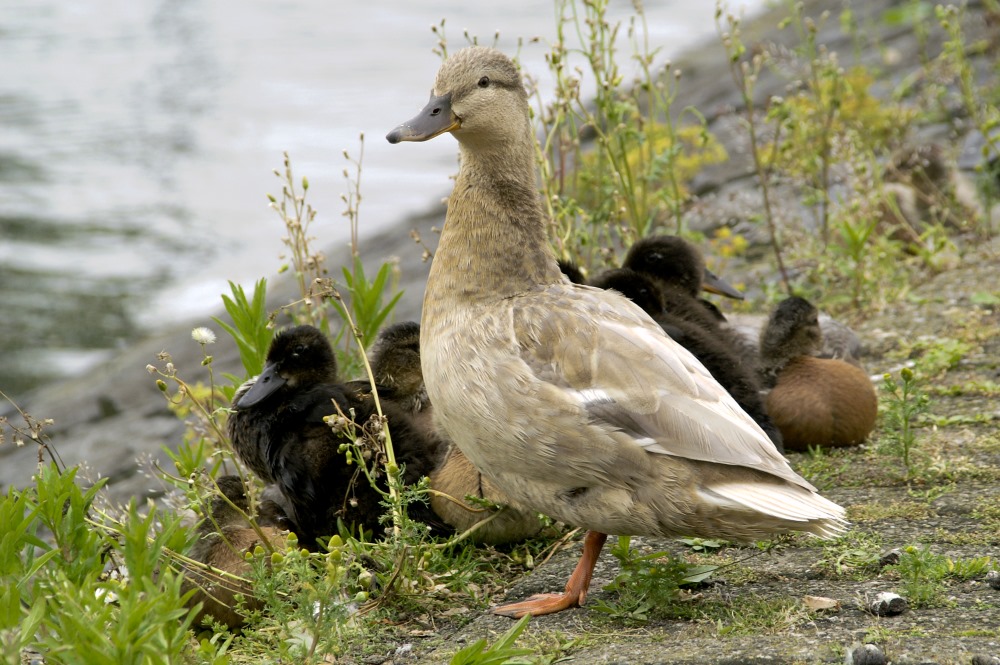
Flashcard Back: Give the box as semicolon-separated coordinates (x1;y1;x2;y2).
971;655;1000;665
868;592;908;617
846;643;887;665
879;548;902;568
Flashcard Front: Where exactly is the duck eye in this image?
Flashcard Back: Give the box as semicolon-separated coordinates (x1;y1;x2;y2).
478;76;490;88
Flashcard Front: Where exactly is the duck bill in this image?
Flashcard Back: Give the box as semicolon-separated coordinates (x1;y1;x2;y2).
386;92;460;143
701;268;744;300
234;361;286;409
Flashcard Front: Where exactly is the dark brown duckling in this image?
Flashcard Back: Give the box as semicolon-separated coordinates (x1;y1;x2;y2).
368;321;430;430
591;268;784;452
182;475;287;630
623;235;744;329
228;325;447;546
368;321;543;545
760;297;877;451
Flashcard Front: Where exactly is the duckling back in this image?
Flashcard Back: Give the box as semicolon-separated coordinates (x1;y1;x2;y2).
766;356;877;450
182;476;288;629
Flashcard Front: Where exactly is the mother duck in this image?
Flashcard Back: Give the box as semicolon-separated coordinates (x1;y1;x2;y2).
387;47;846;618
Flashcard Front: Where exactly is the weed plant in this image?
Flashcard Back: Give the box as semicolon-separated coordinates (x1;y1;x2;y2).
879;367;932;480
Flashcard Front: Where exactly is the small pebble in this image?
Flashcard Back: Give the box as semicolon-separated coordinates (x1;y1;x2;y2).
986;570;1000;590
868;591;908;616
878;548;901;568
971;655;1000;665
846;643;886;665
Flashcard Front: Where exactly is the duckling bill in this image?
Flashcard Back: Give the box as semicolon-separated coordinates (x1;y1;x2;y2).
389;47;846;618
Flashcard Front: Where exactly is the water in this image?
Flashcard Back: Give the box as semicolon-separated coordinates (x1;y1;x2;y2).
0;0;762;397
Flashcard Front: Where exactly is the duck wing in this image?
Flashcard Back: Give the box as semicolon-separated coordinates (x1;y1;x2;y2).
516;284;810;491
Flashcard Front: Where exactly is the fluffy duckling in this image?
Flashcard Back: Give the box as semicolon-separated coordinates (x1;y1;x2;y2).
387;46;846;617
759;297;878;451
590;268;784;452
182;475;287;629
369;321;543;545
228;325;447;546
624;236;742;322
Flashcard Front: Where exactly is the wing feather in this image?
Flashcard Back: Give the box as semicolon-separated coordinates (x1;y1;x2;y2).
519;286;811;490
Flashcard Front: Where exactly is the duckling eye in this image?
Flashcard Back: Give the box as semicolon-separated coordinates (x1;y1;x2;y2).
478;76;490;88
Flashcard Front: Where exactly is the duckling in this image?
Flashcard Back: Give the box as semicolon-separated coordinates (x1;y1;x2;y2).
590;268;784;452
369;321;543;545
387;46;846;617
759;297;877;451
623;235;745;333
182;475;287;629
228;325;447;546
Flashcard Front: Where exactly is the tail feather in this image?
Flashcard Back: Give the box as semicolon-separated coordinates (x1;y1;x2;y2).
701;482;848;538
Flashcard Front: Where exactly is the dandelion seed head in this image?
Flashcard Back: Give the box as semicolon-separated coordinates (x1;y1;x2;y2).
191;327;217;345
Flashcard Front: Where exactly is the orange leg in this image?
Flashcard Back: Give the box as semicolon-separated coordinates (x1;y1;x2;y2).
493;531;608;618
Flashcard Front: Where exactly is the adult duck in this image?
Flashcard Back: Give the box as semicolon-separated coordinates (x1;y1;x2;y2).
759;297;877;451
228;325;447;546
369;321;543;545
387;46;845;617
590;267;784;452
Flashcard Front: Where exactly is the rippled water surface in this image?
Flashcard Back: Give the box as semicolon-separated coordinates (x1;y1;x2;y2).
0;0;761;397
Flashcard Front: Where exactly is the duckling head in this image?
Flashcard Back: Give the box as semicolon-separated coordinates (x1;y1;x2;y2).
624;235;744;300
369;321;424;401
234;325;338;409
760;296;824;362
386;46;527;148
207;475;252;527
589;268;666;318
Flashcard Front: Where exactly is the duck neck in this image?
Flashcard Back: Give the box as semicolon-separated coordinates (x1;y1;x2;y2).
425;122;562;306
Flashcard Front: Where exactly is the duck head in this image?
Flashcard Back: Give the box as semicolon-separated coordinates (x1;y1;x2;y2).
760;296;824;360
589;268;666;318
234;325;338;409
624;235;744;300
386;47;527;147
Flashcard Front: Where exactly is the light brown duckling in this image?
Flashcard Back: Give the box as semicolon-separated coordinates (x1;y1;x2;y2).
369;321;543;545
760;297;878;451
182;475;288;630
388;46;846;618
